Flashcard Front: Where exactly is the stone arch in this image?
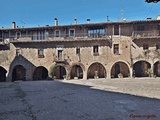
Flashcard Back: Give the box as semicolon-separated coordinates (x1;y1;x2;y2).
133;61;151;77
51;65;67;79
33;66;48;80
87;62;106;79
12;65;26;82
111;61;130;78
70;64;83;79
154;61;160;77
0;66;7;82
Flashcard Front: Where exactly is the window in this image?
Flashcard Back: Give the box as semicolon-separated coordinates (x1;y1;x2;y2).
55;30;60;37
88;28;105;38
38;49;44;58
16;32;21;39
32;32;37;40
137;25;144;31
93;45;99;56
143;44;149;50
114;25;119;35
58;50;63;60
16;48;21;56
69;29;75;37
56;45;64;61
32;31;45;40
114;44;119;54
76;47;80;55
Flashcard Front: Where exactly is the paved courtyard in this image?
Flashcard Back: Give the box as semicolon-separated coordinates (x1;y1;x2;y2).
0;78;160;120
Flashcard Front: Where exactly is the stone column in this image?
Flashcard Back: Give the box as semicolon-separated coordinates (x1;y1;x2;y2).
130;68;133;78
151;63;154;75
106;71;111;79
83;70;87;80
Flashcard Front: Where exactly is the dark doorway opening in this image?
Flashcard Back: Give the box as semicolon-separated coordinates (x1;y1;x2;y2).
111;62;130;78
12;65;26;82
154;62;160;77
33;66;48;80
0;67;7;82
87;62;106;79
71;65;83;79
133;61;151;77
53;66;66;79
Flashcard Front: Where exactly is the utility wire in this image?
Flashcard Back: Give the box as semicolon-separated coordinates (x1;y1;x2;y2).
145;3;153;19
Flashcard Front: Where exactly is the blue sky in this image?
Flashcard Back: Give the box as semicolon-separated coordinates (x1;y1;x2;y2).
0;0;160;28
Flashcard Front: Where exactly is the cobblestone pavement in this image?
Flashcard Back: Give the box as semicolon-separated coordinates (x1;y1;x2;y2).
62;78;160;99
0;78;160;120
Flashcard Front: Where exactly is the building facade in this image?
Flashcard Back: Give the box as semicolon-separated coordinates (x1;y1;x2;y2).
0;17;160;82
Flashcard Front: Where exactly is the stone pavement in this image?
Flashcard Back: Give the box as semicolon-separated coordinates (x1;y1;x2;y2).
0;78;160;120
62;78;160;99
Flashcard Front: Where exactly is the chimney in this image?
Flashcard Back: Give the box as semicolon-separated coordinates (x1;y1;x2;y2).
12;22;16;28
87;19;90;24
54;18;58;26
74;18;77;25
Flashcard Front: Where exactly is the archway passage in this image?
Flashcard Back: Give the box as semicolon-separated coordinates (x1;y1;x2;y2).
53;66;66;79
12;65;26;82
111;62;130;78
154;62;160;77
133;61;151;77
71;65;83;79
0;67;7;82
87;62;106;79
33;66;48;80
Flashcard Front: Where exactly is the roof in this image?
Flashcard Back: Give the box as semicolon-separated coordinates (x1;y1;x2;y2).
1;19;160;31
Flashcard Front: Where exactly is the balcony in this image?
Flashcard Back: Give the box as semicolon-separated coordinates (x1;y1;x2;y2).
7;33;111;43
134;30;160;38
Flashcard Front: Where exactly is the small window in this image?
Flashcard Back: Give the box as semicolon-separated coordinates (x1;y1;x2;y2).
58;50;63;60
76;47;80;55
38;49;44;58
143;44;149;50
55;30;60;37
114;44;119;54
137;25;144;31
32;32;37;40
16;48;21;56
93;45;99;56
114;25;119;35
69;29;75;37
17;32;21;39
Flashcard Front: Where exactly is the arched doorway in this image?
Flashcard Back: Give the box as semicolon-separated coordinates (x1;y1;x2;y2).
87;62;106;79
0;66;7;82
133;61;151;77
52;66;66;79
71;65;83;79
12;65;26;82
33;66;48;80
111;62;130;78
154;61;160;77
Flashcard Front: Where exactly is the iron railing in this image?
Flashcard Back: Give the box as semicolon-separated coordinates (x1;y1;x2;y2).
2;33;111;42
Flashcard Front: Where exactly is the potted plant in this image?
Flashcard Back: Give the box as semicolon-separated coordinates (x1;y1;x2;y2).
118;73;123;78
63;75;66;80
147;68;153;77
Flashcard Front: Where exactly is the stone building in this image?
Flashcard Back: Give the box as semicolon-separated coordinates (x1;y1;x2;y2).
0;16;160;82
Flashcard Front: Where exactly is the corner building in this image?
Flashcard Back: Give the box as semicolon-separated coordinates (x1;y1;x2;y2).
0;16;160;82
